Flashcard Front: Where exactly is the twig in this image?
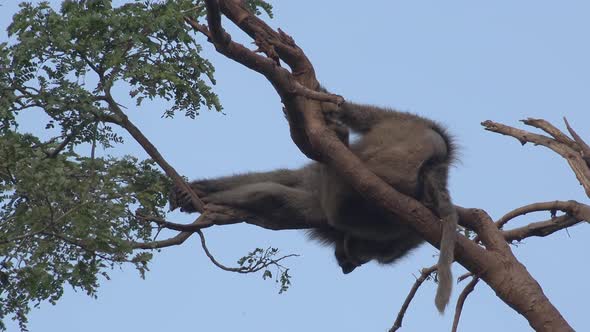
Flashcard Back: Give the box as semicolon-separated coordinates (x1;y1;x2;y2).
457;272;473;283
390;265;437;332
196;230;297;273
451;277;480;332
196;229;249;272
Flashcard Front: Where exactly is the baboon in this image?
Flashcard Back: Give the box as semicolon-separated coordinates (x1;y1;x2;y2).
170;99;457;312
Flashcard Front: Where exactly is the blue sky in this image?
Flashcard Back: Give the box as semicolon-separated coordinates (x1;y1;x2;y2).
2;1;590;331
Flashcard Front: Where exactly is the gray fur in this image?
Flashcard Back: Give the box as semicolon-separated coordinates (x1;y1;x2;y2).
170;100;457;313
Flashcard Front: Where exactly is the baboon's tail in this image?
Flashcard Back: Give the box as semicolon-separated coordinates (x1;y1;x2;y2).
420;125;458;313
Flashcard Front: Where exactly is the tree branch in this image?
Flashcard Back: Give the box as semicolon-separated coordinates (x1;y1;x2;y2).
482;120;590;198
451;277;480;332
521;118;577;148
503;215;583;242
103;92;205;214
196;230;298;273
45;131;78;158
496;200;590;229
564;117;590;166
390;265;437;332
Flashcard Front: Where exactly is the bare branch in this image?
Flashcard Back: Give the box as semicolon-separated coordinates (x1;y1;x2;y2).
390;265;437;332
521;118;577;148
564;117;590;166
457;272;473;283
199;0;289;82
482;120;560;148
496;200;590;229
131;213;213;250
483;120;590;198
196;229;246;272
451;277;480;332
503;215;583;242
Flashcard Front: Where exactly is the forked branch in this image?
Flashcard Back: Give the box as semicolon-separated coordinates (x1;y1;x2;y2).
483;119;590;197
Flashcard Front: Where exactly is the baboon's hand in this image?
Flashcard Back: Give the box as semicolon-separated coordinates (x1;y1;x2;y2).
321;106;349;145
168;182;206;213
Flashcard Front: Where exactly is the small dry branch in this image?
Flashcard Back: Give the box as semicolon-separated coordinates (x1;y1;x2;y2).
390;265;437;332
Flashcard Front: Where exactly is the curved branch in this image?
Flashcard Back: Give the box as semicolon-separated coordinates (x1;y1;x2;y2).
390;265;437;332
496;200;590;229
503;215;583;242
196;230;298;273
131;226;198;250
135;213;212;232
456;207;510;253
451;277;480;332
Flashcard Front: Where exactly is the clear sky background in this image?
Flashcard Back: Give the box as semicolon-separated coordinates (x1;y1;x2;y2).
2;1;590;331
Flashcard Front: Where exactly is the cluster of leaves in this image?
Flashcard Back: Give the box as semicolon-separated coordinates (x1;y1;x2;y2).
2;0;222;129
244;0;273;18
237;247;292;294
0;131;170;330
0;0;275;330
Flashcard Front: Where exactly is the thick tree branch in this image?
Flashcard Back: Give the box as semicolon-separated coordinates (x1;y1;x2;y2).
456;207;510;254
191;0;343;160
433;207;573;330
